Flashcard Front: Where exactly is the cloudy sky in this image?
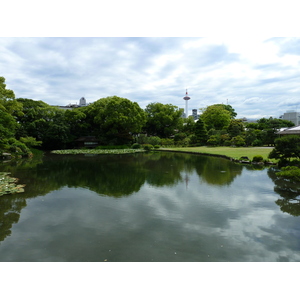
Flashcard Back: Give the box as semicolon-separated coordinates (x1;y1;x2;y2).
1;2;300;120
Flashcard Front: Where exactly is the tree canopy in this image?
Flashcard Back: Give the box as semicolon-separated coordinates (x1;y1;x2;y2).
269;135;300;161
200;104;232;130
81;96;146;144
144;102;183;138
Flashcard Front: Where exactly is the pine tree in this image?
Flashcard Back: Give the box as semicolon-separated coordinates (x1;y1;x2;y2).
193;117;208;146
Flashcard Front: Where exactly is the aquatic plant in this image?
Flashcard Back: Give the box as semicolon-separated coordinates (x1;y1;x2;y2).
0;172;25;196
51;149;145;155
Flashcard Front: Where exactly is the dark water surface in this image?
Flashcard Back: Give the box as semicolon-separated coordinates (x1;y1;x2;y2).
0;152;300;262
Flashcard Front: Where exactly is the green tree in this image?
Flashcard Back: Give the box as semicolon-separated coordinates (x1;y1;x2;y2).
246;117;294;146
182;116;195;135
217;104;237;119
200;104;231;131
86;96;146;145
268;135;300;161
144;102;183;138
0;77;22;145
227;119;245;138
0;76;15;103
192;117;208;145
64;109;87;143
16;98;71;150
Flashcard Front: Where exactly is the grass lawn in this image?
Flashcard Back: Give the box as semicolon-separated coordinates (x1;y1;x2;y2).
160;146;275;161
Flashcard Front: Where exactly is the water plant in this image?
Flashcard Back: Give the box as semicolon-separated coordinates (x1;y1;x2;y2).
51;149;145;155
0;172;25;196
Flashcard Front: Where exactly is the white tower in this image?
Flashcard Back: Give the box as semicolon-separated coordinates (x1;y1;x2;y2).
183;89;190;118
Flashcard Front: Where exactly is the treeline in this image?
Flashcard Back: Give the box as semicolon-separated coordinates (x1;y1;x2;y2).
0;76;295;156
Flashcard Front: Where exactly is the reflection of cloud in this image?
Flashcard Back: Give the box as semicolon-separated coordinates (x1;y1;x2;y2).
1;165;300;261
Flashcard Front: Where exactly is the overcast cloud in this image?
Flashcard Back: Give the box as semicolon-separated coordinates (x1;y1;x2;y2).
1;36;300;119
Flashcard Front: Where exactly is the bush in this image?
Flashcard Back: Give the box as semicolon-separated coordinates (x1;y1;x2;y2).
230;136;245;147
143;144;154;151
252;139;263;146
252;155;264;163
147;136;161;146
223;140;232;146
154;145;160;149
207;135;220;146
136;135;161;146
161;138;174;146
132;143;141;149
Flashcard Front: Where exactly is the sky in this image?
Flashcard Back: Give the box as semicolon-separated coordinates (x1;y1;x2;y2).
2;36;300;120
1;2;300;121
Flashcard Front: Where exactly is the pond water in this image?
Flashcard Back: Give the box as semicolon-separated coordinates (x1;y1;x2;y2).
0;151;300;262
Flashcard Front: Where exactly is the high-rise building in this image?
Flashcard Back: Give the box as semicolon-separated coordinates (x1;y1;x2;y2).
192;109;198;120
280;110;300;126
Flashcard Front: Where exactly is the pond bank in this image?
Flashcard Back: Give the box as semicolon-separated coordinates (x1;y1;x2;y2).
156;148;277;165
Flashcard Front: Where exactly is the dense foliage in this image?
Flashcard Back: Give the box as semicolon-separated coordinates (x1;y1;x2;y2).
1;75;299;159
268;135;300;161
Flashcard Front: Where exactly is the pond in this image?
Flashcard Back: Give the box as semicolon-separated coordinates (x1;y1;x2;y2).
0;151;299;262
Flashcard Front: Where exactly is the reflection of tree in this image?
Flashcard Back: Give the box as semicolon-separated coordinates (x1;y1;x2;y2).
268;168;300;216
0;151;253;244
144;152;185;187
0;196;27;242
194;155;243;186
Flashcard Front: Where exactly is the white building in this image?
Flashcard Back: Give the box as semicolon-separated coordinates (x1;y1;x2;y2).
280;110;300;126
79;97;87;106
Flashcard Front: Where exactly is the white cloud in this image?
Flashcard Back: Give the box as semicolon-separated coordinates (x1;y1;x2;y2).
1;37;300;119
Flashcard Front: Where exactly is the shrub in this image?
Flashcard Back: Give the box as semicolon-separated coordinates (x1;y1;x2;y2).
161;138;174;146
230;136;245;147
143;144;154;151
147;136;161;146
207;135;220;146
223;140;232;146
252;155;264;163
132;143;141;149
154;145;160;149
252;139;263;146
136;135;161;146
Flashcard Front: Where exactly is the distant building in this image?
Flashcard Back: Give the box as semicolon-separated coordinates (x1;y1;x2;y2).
280;110;300;126
55;97;89;110
75;136;99;148
79;97;87;106
192;109;199;120
277;125;300;136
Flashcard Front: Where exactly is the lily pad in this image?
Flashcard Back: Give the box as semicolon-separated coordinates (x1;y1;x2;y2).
0;172;26;196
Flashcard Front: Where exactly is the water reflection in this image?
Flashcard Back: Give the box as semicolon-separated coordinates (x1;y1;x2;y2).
0;153;243;246
268;167;300;216
1;152;300;261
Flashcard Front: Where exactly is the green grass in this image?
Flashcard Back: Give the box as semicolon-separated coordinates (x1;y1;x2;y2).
160;146;275;161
